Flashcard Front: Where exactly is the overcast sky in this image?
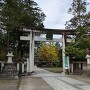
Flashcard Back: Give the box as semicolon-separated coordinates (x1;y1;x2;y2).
34;0;90;29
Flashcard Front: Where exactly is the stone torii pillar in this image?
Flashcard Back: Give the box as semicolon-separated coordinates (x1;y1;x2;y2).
29;31;35;72
62;33;65;73
62;33;70;74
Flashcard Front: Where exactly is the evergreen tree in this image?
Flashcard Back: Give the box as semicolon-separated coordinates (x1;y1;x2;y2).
65;0;90;51
0;0;45;61
0;0;45;48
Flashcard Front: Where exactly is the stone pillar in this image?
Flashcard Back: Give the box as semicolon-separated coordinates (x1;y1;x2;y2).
29;31;33;72
17;63;19;71
22;63;24;73
71;63;73;73
79;63;81;69
1;63;4;71
27;58;29;73
62;33;65;73
31;31;35;72
28;31;35;73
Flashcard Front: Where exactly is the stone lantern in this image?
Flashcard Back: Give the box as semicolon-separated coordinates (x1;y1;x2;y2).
86;54;90;69
0;48;19;79
85;54;90;76
6;50;14;63
86;54;90;63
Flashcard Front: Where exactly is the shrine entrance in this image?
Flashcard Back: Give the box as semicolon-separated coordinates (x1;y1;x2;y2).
20;28;75;73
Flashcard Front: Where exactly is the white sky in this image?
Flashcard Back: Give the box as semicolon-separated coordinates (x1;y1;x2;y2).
34;0;90;29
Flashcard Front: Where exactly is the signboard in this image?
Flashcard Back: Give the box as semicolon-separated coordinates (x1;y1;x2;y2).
64;56;70;69
46;32;53;40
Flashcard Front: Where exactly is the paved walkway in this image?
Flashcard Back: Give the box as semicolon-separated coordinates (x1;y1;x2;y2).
19;76;53;90
19;67;90;90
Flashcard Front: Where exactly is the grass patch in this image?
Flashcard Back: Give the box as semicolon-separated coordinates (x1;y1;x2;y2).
42;67;63;73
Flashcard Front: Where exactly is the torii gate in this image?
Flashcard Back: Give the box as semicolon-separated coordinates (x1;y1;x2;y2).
20;28;75;73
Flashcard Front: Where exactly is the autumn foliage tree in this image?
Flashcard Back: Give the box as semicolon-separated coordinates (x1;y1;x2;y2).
38;42;58;63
